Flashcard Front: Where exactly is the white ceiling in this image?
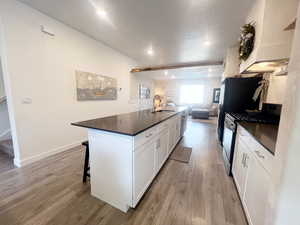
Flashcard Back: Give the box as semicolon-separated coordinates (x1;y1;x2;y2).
18;0;253;67
136;65;224;80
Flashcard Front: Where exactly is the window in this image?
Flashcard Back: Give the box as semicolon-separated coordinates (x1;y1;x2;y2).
180;85;204;104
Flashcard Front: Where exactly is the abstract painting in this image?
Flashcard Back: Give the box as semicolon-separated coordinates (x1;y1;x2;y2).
76;71;117;101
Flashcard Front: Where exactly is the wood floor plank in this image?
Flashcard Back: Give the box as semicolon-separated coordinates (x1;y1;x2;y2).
0;118;247;225
0;151;14;174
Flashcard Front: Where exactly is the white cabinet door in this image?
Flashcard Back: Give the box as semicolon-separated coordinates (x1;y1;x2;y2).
161;131;169;162
232;138;249;198
168;119;176;153
175;116;181;143
156;131;169;172
168;127;173;154
133;140;155;205
243;152;271;225
155;137;162;173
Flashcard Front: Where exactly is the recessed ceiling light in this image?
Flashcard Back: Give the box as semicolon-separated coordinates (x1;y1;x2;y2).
97;9;107;18
164;71;168;76
147;47;154;56
204;41;211;46
208;68;213;72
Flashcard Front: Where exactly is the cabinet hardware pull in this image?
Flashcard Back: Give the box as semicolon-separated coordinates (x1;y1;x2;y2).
146;133;152;138
255;151;265;159
242;153;246;167
244;154;249;168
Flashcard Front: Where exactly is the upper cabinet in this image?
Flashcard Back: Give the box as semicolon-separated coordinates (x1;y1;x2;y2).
240;0;299;74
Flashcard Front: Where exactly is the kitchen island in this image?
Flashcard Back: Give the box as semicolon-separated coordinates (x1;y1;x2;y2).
72;107;188;212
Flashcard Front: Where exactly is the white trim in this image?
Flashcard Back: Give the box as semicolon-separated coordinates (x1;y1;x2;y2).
13;140;86;167
0;128;11;141
0;18;22;164
0;95;6;103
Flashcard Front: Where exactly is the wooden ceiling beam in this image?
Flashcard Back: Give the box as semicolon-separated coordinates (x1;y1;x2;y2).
284;19;297;31
130;61;223;73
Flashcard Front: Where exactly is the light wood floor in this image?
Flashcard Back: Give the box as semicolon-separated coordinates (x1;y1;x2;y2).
0;119;247;225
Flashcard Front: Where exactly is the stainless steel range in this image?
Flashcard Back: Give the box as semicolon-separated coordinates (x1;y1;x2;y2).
222;113;237;175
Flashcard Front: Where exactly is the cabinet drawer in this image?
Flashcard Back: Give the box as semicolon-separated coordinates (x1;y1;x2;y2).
248;139;273;174
243;150;272;225
133;140;155;205
134;126;158;149
157;120;169;133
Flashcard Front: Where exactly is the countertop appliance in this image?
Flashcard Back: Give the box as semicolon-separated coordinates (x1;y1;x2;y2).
222;103;281;175
217;77;262;144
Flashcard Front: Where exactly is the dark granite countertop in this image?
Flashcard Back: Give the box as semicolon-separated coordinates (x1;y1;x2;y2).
72;107;186;136
238;121;279;155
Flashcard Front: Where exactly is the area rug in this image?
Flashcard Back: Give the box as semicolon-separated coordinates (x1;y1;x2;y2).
170;146;192;163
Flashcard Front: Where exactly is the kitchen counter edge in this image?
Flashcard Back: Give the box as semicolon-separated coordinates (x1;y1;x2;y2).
71;107;187;136
237;121;278;155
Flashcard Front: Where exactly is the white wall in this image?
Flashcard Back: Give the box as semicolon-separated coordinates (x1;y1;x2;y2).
266;75;287;104
0;0;154;166
154;78;221;108
0;60;10;140
0;60;5;98
272;2;300;224
223;45;240;79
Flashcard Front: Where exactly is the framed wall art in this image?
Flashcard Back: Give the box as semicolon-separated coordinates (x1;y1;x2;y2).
76;71;117;101
213;88;221;103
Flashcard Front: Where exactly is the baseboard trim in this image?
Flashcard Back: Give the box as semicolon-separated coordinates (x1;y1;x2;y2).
13;139;86;167
0;129;11;141
13;157;22;168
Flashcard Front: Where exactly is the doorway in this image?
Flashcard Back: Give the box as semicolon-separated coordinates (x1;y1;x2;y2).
0;57;14;173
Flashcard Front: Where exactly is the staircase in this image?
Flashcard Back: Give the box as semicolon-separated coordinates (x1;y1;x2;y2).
0;139;14;158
